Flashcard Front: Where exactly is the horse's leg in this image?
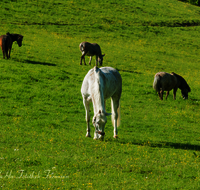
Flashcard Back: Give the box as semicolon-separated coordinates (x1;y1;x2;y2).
158;91;161;99
83;96;91;137
1;46;4;59
158;90;163;100
111;98;120;138
80;52;87;65
166;91;169;99
8;48;11;58
6;49;9;59
173;88;177;100
80;56;83;65
83;56;87;65
80;55;85;65
2;50;5;59
88;56;92;65
8;48;11;59
159;90;163;100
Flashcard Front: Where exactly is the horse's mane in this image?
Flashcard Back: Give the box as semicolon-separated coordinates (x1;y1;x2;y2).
171;72;191;92
90;67;105;112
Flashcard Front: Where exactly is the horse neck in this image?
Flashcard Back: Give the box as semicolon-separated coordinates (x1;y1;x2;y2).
9;34;18;42
91;77;105;114
176;75;186;90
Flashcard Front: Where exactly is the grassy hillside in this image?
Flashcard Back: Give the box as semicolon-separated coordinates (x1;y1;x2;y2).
0;0;200;189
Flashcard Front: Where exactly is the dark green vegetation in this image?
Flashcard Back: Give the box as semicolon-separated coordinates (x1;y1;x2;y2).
180;0;200;6
0;0;200;189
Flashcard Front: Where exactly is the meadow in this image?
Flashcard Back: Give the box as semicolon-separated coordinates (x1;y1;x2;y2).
0;0;200;189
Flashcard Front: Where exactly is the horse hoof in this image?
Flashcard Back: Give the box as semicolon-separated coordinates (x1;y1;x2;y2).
114;135;118;138
86;134;91;137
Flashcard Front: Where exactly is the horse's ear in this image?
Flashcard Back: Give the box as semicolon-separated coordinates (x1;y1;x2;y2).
103;54;105;57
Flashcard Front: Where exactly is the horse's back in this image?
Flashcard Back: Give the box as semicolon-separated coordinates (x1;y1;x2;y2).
154;72;177;91
100;67;122;99
100;67;122;85
81;67;122;100
81;68;95;97
80;41;101;56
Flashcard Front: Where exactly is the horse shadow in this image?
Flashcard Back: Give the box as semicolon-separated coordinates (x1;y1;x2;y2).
106;138;200;151
117;69;142;74
12;58;56;66
25;60;56;66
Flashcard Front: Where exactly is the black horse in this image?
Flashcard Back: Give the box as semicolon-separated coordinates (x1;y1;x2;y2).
0;32;23;59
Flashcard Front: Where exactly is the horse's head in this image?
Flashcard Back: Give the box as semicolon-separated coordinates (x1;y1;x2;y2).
92;110;111;139
172;72;191;100
181;87;191;99
180;77;191;100
98;54;105;66
17;35;23;47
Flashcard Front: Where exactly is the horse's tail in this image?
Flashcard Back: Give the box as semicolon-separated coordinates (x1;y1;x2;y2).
2;37;8;55
111;99;121;127
153;74;161;92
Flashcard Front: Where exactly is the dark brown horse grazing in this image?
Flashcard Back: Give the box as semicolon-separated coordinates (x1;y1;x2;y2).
79;42;105;66
0;32;23;59
153;72;191;100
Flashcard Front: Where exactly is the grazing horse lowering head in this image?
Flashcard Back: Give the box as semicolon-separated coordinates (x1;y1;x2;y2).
79;41;105;66
171;72;191;99
181;88;190;99
16;35;23;47
92;110;111;139
81;66;122;140
97;55;104;66
153;72;191;100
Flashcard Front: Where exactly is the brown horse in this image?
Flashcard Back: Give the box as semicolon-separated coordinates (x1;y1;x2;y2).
79;42;105;66
153;72;191;100
0;32;23;59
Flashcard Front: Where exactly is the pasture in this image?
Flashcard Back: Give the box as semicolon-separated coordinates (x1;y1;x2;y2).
0;0;200;189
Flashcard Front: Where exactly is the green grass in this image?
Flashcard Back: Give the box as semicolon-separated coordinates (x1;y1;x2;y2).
0;0;200;189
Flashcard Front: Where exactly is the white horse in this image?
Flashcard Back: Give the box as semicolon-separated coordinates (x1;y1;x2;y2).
81;66;122;139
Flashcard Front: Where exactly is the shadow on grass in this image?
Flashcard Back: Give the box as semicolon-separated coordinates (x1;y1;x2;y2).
12;58;56;66
25;60;56;66
107;138;200;151
145;141;200;151
117;69;142;74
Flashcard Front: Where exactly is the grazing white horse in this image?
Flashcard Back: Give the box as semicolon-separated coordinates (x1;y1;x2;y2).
81;66;122;139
